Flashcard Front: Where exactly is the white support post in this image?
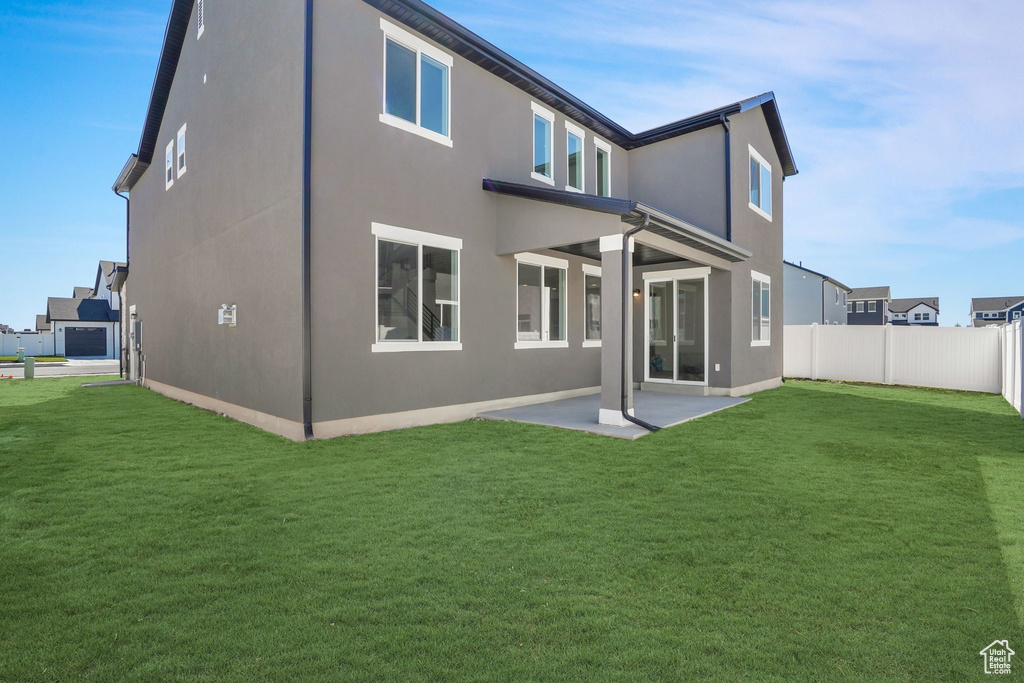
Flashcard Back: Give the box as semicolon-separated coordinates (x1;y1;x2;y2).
883;323;894;385
1018;321;1023;420
810;323;819;381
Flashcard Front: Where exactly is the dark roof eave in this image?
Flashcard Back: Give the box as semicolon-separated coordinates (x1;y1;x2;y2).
482;178;751;264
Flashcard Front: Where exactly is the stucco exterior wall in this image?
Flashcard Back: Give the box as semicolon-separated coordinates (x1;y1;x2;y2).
126;0;305;422
727;108;784;388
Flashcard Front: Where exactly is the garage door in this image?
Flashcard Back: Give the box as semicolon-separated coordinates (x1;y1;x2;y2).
65;327;107;357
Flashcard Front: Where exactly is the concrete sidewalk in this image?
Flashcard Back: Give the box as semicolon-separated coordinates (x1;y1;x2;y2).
0;359;121;379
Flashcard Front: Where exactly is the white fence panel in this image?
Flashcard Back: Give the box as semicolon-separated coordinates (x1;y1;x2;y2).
1;332;55;357
816;325;887;384
1001;322;1022;412
783;325;813;378
891;326;1001;393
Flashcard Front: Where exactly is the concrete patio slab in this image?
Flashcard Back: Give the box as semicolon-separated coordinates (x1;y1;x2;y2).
477;391;749;439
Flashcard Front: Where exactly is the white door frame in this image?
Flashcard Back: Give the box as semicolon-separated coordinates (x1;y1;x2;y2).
642;267;710;386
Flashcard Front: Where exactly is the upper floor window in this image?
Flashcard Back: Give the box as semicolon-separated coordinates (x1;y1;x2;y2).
751;271;771;346
868;301;877;313
197;0;204;39
516;253;567;349
847;302;852;313
531;103;554;185
856;301;865;313
835;289;840;305
380;19;452;147
165;140;174;190
595;138;611;197
1015;311;1021;320
748;145;772;221
176;124;187;178
566;121;584;192
373;223;461;352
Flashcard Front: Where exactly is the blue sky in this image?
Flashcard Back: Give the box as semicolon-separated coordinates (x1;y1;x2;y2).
2;0;1022;329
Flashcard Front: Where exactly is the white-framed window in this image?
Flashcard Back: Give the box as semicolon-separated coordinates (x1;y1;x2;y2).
583;264;601;347
847;302;852;313
515;252;568;349
1014;311;1021;320
751;270;771;346
868;301;877;313
835;289;840;305
914;312;922;321
856;301;864;313
748;144;772;221
165;140;174;190
566;120;585;192
595;138;611;197
531;102;554;185
176;124;187;178
197;0;204;39
373;223;461;352
380;19;452;147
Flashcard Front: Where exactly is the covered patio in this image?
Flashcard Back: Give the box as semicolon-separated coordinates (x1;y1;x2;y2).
477;391;748;439
484;178;752;435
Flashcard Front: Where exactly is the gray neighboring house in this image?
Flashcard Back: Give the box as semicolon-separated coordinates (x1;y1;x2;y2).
846;286;891;325
783;261;849;325
112;0;798;440
73;286;95;299
970;297;1024;327
35;315;52;335
887;297;939;326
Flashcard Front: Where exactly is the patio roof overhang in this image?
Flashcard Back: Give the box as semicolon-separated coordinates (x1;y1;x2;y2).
482;178;752;267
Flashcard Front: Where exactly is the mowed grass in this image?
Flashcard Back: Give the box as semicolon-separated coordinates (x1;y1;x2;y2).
0;356;66;363
1;377;1022;680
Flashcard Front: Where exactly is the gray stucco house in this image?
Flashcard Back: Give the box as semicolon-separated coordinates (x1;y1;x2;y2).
887;297;939;326
111;0;797;440
970;297;1024;327
783;261;849;325
846;286;891;325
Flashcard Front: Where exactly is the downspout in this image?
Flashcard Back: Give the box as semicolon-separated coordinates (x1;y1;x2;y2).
621;214;660;432
115;190;129;379
720;115;732;242
300;0;315;440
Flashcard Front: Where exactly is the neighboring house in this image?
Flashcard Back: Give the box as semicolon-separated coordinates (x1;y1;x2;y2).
887;297;939;326
73;286;95;299
970;296;1024;327
846;286;891;325
46;297;120;359
783;261;849;325
35;315;52;335
112;0;798;440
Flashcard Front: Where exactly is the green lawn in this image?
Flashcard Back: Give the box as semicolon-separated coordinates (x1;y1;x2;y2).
0;356;66;363
1;377;1022;680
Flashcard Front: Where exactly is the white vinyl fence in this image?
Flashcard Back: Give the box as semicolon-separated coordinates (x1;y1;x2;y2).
785;323;1023;415
0;331;55;357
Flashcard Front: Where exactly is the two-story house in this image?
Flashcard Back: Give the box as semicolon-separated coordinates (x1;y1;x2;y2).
887;297;939;326
970;297;1024;326
846;286;890;325
783;261;849;325
111;0;797;440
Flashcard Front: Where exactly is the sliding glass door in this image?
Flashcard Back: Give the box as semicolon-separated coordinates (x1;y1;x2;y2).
645;270;709;385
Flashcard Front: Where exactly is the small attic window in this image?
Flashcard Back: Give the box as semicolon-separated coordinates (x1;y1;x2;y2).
197;0;205;39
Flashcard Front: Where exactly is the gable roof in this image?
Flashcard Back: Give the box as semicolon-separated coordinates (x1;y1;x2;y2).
46;298;117;323
35;315;51;332
783;260;850;292
847;286;891;301
889;297;939;313
971;296;1024;312
95;260;126;292
114;0;797;192
73;286;95;299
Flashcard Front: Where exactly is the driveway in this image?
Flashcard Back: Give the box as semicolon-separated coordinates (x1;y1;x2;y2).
1;359;121;379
